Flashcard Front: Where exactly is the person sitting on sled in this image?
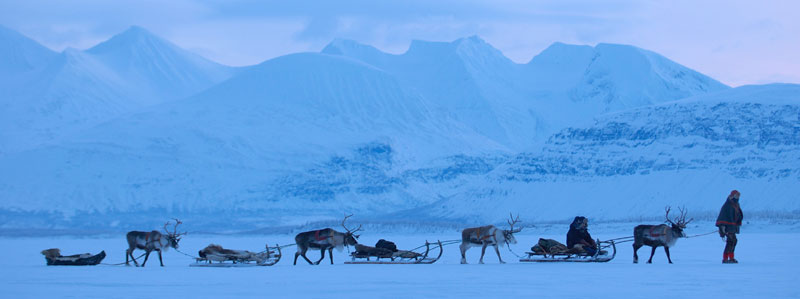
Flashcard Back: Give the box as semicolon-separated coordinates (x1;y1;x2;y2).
567;216;598;255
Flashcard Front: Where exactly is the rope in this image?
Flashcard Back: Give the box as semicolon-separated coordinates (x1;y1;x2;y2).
506;244;524;258
175;248;200;259
685;230;719;238
605;236;635;241
277;243;297;249
100;252;146;266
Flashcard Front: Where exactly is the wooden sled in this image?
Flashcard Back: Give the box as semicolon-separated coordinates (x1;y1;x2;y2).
42;249;106;266
519;239;616;263
190;244;282;267
345;240;443;264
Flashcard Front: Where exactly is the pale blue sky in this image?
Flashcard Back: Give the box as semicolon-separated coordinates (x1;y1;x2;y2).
1;0;797;86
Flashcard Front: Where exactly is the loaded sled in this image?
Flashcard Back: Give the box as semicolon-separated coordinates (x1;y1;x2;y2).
41;248;106;266
190;243;282;267
519;238;616;263
345;240;443;264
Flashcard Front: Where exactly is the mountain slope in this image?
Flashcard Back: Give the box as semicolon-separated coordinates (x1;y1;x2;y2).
0;52;505;229
86;26;234;103
0;25;57;76
324;36;527;147
396;84;800;223
323;38;729;149
522;42;730;129
0;26;235;154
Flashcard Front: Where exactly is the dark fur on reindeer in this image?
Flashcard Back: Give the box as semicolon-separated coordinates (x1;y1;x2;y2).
293;214;361;265
633;207;693;264
125;219;185;267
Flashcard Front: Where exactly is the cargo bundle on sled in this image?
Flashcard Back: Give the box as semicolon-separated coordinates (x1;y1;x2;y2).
519;238;616;263
41;248;106;266
345;239;443;264
190;243;282;267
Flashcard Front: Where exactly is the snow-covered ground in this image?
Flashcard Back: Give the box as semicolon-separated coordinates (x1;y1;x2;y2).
2;223;797;298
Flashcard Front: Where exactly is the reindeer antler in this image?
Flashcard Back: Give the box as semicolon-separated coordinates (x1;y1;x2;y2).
507;213;522;233
664;206;676;225
164;218;186;237
677;206;693;227
341;214;362;235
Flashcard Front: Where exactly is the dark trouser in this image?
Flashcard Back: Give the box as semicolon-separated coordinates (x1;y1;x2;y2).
724;232;737;254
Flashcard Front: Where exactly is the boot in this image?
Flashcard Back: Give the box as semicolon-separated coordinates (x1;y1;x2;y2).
728;253;738;264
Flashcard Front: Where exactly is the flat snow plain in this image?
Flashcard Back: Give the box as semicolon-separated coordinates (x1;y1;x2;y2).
2;222;797;298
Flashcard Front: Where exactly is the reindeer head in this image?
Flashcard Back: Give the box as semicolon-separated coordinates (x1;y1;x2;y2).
503;213;522;244
664;206;693;237
341;214;362;246
163;218;186;249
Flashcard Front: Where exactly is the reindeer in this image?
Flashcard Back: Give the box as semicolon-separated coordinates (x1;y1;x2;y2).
125;218;186;267
460;214;522;264
293;214;362;265
633;206;693;264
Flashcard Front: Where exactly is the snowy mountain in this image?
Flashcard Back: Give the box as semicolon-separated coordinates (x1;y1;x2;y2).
323;38;729;148
522;42;730;129
324;36;528;148
0;25;57;76
395;84;800;224
1;32;786;232
0;26;235;154
0;52;506;230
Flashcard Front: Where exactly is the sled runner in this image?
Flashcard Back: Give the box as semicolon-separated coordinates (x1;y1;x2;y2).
345;240;443;264
519;239;616;263
190;244;282;267
41;248;106;266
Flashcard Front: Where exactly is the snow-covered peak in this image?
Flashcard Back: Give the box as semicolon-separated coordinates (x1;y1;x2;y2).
87;26;169;55
84;25;234;100
404;35;512;66
538;42;732;112
0;25;57;74
321;38;381;56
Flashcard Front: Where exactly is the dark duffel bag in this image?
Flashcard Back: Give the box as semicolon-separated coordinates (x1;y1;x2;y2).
375;239;398;252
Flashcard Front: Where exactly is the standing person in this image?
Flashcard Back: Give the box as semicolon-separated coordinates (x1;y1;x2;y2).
716;190;743;264
567;216;597;255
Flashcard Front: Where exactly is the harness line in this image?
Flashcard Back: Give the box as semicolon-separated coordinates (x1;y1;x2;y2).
100;252;146;266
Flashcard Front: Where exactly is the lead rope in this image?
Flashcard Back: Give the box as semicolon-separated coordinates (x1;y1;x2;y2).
100;252;147;266
505;240;524;259
175;248;200;259
685;230;719;238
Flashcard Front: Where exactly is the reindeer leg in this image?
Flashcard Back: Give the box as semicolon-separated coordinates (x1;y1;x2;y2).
494;244;505;264
130;248;140;267
126;248;132;266
479;243;488;264
142;250;151;267
633;243;641;264
459;243;468;264
300;247;314;265
315;248;325;265
664;247;673;264
328;247;334;265
158;249;164;267
647;246;657;264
